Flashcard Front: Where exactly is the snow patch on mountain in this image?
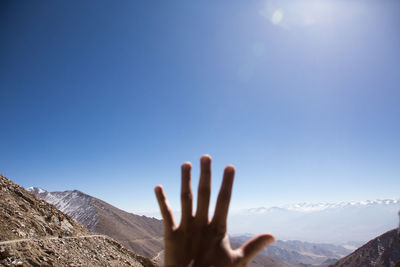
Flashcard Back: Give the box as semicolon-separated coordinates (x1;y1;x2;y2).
27;187;98;230
27;186;46;194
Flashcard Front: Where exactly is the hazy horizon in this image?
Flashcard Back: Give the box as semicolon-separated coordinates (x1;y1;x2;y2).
25;185;400;245
1;0;399;215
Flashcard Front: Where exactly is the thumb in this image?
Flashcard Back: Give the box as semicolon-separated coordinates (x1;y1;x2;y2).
239;233;275;263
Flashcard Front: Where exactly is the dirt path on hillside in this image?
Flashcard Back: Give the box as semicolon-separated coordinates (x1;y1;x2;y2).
151;249;164;262
130;237;163;242
0;234;106;245
0;235;163;246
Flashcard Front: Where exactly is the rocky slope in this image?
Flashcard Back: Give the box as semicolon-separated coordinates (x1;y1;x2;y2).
1;235;154;267
28;187;164;261
330;229;400;267
0;174;155;267
0;177;89;242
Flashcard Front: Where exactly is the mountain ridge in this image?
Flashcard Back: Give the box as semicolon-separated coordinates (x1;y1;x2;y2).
329;229;400;267
242;198;400;214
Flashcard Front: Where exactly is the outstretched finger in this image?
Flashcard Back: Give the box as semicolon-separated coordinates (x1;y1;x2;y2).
211;165;235;233
195;155;212;225
180;162;193;228
154;185;176;233
239;234;275;263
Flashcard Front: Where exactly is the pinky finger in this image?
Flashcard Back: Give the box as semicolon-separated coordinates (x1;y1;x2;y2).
154;185;176;233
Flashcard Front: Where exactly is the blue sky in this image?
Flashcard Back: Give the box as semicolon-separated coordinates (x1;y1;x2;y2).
0;0;399;214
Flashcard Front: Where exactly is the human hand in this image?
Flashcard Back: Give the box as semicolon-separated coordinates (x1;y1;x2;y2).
154;155;274;267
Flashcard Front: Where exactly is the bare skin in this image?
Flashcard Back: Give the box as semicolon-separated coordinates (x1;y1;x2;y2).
154;155;275;267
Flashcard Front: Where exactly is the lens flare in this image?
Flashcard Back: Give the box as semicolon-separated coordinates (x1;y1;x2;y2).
271;10;283;25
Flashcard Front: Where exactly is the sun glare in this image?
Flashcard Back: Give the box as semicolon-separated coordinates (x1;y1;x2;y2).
260;0;335;28
271;10;283;25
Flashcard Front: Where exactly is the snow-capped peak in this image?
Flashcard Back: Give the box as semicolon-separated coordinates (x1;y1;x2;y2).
26;187;47;194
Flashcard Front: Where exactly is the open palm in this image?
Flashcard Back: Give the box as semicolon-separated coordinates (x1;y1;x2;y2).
155;155;274;267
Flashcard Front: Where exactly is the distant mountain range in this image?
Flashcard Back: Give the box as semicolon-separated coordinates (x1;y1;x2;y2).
228;199;400;244
246;199;400;213
231;236;352;267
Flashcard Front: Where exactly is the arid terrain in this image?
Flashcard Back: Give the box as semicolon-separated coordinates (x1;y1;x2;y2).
3;173;399;267
0;174;155;267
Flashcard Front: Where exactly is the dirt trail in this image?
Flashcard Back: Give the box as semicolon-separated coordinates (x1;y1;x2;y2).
0;235;164;246
0;234;105;245
130;237;163;242
151;249;164;261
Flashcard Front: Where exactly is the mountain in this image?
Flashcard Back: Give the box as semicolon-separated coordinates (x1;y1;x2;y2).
231;236;352;267
228;199;400;244
27;187;164;262
329;229;400;267
28;187;294;267
0;174;155;266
